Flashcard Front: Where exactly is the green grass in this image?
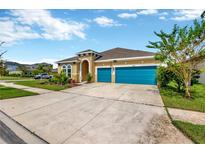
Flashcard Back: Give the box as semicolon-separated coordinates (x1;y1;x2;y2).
160;84;205;112
172;120;205;144
14;80;69;91
0;76;32;80
0;85;38;100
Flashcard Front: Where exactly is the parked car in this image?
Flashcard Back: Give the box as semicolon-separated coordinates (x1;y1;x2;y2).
34;73;52;79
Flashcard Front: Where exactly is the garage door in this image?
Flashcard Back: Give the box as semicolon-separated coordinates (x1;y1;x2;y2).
115;66;157;85
97;68;112;82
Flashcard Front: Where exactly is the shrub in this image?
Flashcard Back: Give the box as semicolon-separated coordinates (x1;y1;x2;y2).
157;66;184;92
157;66;201;92
21;72;33;77
59;72;69;85
86;73;92;83
157;67;170;87
8;73;21;77
32;70;42;76
49;71;69;85
49;77;58;84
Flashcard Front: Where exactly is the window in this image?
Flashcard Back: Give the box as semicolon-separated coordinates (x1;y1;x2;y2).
67;65;71;78
62;64;72;78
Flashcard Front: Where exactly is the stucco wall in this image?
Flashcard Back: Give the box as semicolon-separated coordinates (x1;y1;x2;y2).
78;55;96;82
58;57;159;83
57;64;62;74
94;58;159;82
72;63;80;82
58;63;79;82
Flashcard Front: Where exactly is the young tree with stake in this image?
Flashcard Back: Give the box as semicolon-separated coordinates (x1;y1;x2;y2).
147;15;205;98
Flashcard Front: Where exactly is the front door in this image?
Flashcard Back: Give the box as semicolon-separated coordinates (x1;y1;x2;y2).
82;60;89;81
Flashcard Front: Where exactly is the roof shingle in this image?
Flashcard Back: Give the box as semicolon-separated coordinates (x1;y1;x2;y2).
95;47;155;61
57;56;78;63
57;47;155;63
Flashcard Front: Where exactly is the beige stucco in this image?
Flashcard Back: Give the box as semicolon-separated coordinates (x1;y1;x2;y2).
58;62;80;82
58;55;159;83
94;58;159;82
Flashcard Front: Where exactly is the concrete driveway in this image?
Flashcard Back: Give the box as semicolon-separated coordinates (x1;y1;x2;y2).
0;83;191;143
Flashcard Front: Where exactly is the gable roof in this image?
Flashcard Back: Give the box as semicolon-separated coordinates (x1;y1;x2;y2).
57;47;155;63
77;49;96;54
57;56;78;63
95;48;155;61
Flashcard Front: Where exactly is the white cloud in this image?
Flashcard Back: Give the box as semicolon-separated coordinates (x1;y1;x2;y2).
0;10;87;44
0;20;40;43
159;16;166;20
160;12;168;16
93;16;121;27
84;18;92;23
10;10;86;40
171;9;203;21
118;13;137;19
137;9;158;15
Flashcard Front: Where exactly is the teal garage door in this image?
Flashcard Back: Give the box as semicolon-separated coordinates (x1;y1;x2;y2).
97;68;112;82
115;66;157;85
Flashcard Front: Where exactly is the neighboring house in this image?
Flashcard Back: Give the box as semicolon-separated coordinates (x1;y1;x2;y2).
24;62;53;71
196;59;205;84
5;61;53;75
57;47;160;85
5;61;22;74
22;62;53;76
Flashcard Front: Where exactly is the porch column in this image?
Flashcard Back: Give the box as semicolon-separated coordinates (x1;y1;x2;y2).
79;62;82;82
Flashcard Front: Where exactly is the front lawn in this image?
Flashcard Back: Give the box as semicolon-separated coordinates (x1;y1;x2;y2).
172;120;205;144
14;80;69;91
0;85;38;100
0;76;32;81
160;84;205;112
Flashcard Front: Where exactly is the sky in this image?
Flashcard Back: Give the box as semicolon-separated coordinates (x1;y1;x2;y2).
0;9;204;68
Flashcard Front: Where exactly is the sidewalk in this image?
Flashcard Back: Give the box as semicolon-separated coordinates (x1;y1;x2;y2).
168;108;205;125
0;82;51;95
0;111;46;144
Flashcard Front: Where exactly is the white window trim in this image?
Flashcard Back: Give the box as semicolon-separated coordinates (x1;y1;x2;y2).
62;64;72;78
112;63;160;68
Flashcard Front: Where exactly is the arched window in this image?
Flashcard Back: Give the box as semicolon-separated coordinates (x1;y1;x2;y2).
62;64;72;78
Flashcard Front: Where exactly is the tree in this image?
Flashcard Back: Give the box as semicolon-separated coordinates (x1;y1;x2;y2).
201;10;205;19
37;64;45;73
17;65;28;76
147;18;205;98
0;42;7;76
37;63;52;73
